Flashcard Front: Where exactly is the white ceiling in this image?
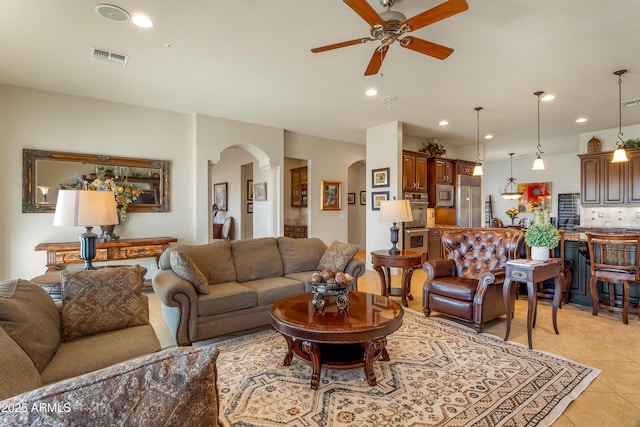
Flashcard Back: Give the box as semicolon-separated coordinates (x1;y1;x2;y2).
2;0;640;161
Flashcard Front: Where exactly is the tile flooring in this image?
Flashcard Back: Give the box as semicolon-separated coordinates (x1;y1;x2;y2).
147;250;640;426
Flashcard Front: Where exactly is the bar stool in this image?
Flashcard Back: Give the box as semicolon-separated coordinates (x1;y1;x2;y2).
585;232;640;324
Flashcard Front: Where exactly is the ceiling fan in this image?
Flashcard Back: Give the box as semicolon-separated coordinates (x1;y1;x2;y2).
311;0;468;76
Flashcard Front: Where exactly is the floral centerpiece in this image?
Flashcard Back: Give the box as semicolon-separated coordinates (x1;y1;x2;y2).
506;208;519;225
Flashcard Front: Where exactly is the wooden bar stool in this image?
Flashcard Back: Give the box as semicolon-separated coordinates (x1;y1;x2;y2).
585;232;640;324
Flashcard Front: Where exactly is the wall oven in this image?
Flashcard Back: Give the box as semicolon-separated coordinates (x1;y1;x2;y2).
402;192;429;260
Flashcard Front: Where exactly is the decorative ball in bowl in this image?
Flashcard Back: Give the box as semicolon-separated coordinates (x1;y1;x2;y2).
308;270;353;294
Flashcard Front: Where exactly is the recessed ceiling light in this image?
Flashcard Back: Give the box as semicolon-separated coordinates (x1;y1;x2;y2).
381;95;399;103
95;4;129;22
131;13;153;28
484;134;494;139
576;117;588;123
439;120;448;126
541;94;555;101
365;88;378;97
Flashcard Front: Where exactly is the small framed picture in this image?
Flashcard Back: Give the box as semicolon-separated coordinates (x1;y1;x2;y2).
347;192;356;204
247;180;253;200
321;180;341;211
371;191;389;211
247;202;253;214
360;190;366;205
213;182;228;211
254;182;267;201
372;167;390;188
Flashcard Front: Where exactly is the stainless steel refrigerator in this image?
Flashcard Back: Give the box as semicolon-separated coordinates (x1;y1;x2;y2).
456;175;482;227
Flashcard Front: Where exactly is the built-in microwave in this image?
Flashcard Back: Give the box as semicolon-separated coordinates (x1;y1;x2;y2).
435;184;454;207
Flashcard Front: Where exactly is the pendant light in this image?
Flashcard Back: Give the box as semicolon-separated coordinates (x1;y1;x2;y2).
499;153;523;199
612;69;629;163
472;106;483;176
532;91;545;170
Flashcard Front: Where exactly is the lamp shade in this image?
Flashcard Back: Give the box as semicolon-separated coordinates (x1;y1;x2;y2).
53;190;118;227
379;199;413;223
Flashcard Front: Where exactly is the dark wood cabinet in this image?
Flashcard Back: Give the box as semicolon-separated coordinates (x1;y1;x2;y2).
579;150;640;206
433;159;454;183
402;151;427;192
455;160;476;177
291;166;308;207
427;228;443;261
284;224;307;238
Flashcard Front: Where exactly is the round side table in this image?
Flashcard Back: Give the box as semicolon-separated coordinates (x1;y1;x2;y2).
371;249;422;307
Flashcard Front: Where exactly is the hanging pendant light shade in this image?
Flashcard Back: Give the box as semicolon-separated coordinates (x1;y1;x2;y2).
473;106;484;176
499;153;523;199
612;69;629;163
532;91;545;170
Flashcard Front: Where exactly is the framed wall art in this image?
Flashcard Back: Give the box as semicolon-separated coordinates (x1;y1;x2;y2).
213;182;228;211
518;182;552;212
247;202;253;214
254;182;267;201
371;191;389;211
321;180;341;210
371;167;390;188
360;191;366;205
247;180;253;200
347;192;356;204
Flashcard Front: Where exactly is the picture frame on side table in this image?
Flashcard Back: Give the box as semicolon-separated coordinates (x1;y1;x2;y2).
371;167;390;188
371;191;389;211
347;192;356;204
321;180;341;211
254;182;267;201
360;191;366;205
213;182;228;211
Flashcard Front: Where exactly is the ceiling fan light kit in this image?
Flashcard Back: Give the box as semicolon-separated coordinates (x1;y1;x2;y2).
612;69;629;163
311;0;469;76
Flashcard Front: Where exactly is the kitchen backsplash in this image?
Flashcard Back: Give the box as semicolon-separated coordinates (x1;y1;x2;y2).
581;206;640;227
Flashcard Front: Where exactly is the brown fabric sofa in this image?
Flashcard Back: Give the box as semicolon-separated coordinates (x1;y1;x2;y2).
0;268;161;401
152;237;365;346
422;228;524;332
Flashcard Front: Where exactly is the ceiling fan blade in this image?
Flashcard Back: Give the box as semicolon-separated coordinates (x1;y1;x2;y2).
364;45;389;76
344;0;385;27
400;36;453;60
311;38;373;53
401;0;469;32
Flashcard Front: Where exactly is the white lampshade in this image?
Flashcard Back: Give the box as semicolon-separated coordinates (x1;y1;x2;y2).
532;156;545;170
53;190;118;227
379;199;413;223
472;164;483;176
612;147;629;163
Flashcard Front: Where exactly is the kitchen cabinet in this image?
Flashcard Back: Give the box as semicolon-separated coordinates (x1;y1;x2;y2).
402;151;427;192
430;158;454;183
290;166;308;207
579;150;640;206
427;228;443;261
455;160;476;177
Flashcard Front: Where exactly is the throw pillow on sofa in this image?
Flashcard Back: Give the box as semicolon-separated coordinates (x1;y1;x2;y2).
170;251;210;294
317;240;359;272
0;278;61;373
61;267;150;342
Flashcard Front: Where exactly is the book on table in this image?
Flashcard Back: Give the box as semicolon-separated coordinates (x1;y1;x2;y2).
506;259;546;268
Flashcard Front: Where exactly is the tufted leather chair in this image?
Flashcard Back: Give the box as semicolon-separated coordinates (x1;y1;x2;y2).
422;228;524;332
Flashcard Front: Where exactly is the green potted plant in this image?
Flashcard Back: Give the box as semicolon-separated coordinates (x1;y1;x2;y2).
524;223;561;261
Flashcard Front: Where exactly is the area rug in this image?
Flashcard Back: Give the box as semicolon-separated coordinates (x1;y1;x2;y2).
214;309;600;426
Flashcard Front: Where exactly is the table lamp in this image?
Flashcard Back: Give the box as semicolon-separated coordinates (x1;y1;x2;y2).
379;199;413;255
37;186;49;203
53;190;118;270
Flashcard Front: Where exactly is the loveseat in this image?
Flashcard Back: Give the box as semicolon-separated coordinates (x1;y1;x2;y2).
422;227;524;332
153;237;364;346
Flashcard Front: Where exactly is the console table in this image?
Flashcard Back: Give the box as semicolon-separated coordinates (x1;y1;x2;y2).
35;237;177;272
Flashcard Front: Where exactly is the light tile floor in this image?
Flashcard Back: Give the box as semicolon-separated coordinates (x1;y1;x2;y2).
147;250;640;426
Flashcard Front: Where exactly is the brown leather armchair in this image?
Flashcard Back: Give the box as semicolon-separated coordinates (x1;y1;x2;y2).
422;228;524;332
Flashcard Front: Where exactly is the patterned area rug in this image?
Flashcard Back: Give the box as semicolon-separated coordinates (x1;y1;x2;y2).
215;309;599;426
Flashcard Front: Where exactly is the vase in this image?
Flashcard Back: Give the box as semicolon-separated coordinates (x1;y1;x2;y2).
531;246;550;261
99;224;119;242
510;217;516;225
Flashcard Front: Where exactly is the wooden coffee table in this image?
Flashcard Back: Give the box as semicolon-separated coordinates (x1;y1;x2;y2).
271;291;404;389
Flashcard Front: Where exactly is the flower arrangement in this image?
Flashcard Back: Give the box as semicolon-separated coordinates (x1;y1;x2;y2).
506;208;519;224
419;138;447;157
88;177;142;223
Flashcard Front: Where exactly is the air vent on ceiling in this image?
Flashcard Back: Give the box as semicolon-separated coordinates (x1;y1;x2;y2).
90;47;128;68
622;98;640;107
